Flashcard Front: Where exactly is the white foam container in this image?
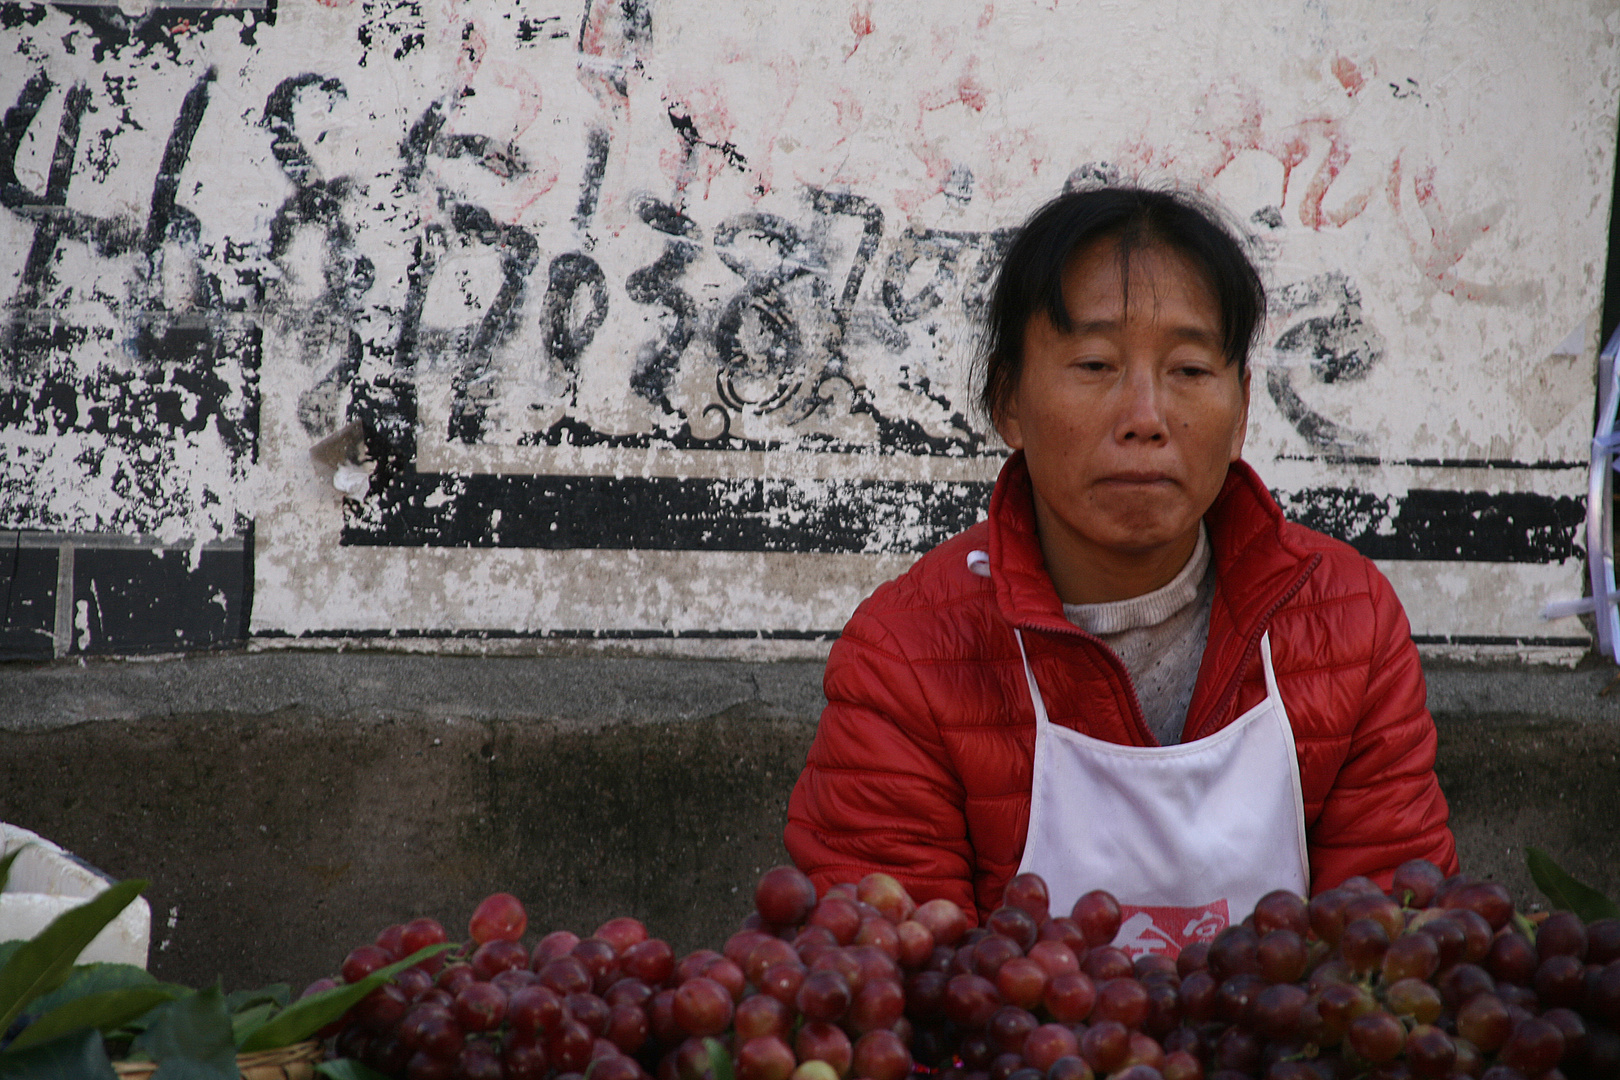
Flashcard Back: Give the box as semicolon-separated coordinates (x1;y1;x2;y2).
1;823;151;968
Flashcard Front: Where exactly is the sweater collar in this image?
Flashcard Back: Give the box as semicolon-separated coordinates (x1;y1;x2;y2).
986;451;1314;636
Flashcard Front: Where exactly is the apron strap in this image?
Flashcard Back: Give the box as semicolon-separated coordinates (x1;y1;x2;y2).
1013;629;1053;729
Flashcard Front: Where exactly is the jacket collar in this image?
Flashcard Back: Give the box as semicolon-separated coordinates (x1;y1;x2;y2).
986;450;1315;637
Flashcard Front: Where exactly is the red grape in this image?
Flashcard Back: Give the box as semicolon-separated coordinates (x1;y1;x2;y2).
565;991;609;1035
451;982;506;1032
759;960;806;1007
943;973;1001;1029
1392;860;1445;908
1079;1020;1129;1074
1456;990;1512;1051
855;917;901;960
1080;947;1133;983
472;939;529;981
975;935;1025;980
856;873;915;924
852;1029;912;1080
1093;978;1150;1029
342;945;394;985
1346;1009;1405;1064
1249;982;1305;1040
548;1018;595;1072
1535;953;1586;1009
1160;1049;1200;1080
1206;926;1261;982
468;892;527;944
997;957;1050;1009
895;920;935;969
1441;882;1513;930
737;1036;797;1080
809;897;863;945
796;1020;854;1075
1382;931;1440;982
913;899;970;947
1498;1016;1565;1074
1003;874;1052;923
1537;912;1588;961
1071;892;1122;948
593;917;647;957
1022;1024;1079;1071
987;907;1040;953
1028;941;1080;980
1252;890;1309;937
507;984;563;1037
1256;929;1307;984
533;930;583;967
1047;1055;1095;1080
1043;972;1097;1023
672;976;733;1036
849;978;906;1034
1383;976;1441;1024
622;938;676;985
375;924;406;962
540;956;594;995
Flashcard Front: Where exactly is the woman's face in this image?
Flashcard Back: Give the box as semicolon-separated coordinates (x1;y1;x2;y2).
993;237;1249;600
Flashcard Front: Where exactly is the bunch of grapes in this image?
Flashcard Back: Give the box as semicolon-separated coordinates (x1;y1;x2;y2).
311;861;1620;1080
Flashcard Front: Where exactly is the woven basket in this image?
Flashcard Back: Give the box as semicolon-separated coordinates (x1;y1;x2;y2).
114;1039;323;1080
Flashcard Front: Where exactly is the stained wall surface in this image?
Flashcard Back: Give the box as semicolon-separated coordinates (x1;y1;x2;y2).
2;0;1617;660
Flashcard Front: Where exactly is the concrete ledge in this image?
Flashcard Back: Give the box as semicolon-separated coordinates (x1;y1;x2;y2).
3;652;1617;994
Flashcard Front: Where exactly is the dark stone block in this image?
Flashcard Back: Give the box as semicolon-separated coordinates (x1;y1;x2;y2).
71;547;246;654
0;546;57;660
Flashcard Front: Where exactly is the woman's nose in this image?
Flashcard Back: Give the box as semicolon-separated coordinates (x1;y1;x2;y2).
1115;366;1169;443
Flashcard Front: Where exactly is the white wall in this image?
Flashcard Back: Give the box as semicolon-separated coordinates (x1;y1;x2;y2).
2;0;1616;661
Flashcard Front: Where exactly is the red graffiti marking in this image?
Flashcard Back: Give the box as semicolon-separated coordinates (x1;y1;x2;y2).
1331;56;1366;95
1385;155;1526;303
846;1;875;60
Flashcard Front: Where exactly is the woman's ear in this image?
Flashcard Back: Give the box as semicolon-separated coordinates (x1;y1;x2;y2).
1228;365;1251;462
990;365;1024;450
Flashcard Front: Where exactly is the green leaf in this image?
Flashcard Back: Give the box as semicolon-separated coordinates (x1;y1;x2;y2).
7;986;183;1051
23;963;159;1020
1527;847;1620;922
314;1060;393;1080
235;943;453;1053
225;985;288;1016
135;986;235;1080
0;947;22;975
0;1028;117;1080
0;880;148;1038
0;847;31;898
704;1037;735;1080
228;1003;277;1044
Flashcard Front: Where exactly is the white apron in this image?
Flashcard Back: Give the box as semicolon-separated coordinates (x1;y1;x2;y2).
1012;624;1310;958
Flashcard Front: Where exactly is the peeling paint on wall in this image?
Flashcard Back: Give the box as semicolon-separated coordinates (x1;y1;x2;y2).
1;0;1616;659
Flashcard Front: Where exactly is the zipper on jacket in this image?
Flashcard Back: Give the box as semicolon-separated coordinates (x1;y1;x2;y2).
1186;553;1323;743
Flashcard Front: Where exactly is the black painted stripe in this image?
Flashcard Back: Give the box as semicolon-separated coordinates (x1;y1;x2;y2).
1410;634;1589;647
343;472;1584;563
253;627;839;641
343;473;993;555
248;629;1592;648
1275;487;1582;564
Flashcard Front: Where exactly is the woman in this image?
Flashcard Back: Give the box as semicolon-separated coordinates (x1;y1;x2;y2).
784;186;1456;956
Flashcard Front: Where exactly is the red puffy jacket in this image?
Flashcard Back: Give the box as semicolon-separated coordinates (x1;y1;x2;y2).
785;453;1457;922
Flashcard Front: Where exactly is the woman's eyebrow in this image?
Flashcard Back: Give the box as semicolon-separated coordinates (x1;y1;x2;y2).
1068;317;1222;347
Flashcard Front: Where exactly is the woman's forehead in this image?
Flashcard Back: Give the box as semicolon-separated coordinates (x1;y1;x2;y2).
1058;237;1223;327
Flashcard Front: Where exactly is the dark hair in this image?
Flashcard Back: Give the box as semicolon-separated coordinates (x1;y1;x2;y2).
975;185;1266;421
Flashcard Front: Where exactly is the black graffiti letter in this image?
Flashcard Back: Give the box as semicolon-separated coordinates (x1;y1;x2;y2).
542;252;608;397
447;203;540;445
624;196;701;411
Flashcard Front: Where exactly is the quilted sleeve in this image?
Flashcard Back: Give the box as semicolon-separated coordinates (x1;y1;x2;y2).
1306;561;1460;891
784;605;981;921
